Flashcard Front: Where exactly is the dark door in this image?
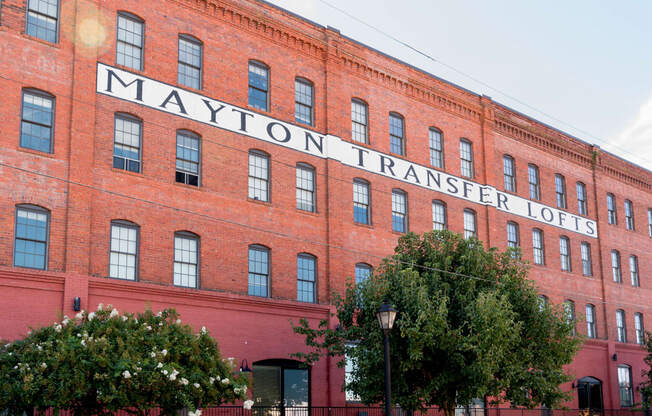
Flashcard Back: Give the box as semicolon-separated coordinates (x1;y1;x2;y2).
252;360;310;416
578;377;603;413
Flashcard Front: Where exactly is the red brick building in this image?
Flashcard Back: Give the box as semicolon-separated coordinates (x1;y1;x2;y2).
0;0;650;410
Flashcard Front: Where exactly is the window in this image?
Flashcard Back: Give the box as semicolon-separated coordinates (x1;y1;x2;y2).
173;232;198;288
26;0;59;43
175;130;200;186
460;139;474;178
629;255;639;287
389;113;405;156
616;309;627;342
351;99;368;144
248;150;269;202
296;163;315;212
464;209;477;239
586;304;596;338
344;343;360;402
353;179;370;225
432;200;447;231
297;254;316;303
20;90;54;153
532;229;545;265
507;221;520;254
355;263;371;285
648;208;652;237
116;12;144;70
559;236;571;272
576;182;587;215
612;250;622;283
564;300;576;336
178;35;202;89
14;205;49;270
607;193;617;225
391;190;407;233
503;155;516;192
537;295;548;311
248;61;269;111
581;242;592;276
635;313;644;345
555;174;567;209
109;221;138;280
528;164;541;200
113;114;141;173
248;245;269;297
618;365;633;407
429;128;444;168
295;78;313;126
624;200;634;230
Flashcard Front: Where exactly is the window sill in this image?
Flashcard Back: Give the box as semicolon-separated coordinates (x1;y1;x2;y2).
247;197;272;206
353;222;373;229
111;167;143;177
21;32;61;48
174;181;202;191
296;208;319;217
113;62;145;74
17;147;56;158
392;230;407;236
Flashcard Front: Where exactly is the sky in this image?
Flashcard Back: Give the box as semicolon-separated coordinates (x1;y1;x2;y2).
266;0;652;171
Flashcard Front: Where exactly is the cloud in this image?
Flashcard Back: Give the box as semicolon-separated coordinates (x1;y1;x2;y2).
612;95;652;170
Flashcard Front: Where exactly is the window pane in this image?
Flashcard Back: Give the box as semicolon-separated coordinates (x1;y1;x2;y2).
389;114;404;155
432;201;446;231
297;255;316;303
296;165;315;212
176;131;200;185
559;237;570;271
528;164;540;200
464;210;476;239
576;182;587;215
351;100;368;143
533;229;544;265
109;223;138;280
26;0;58;42
392;191;407;233
248;152;269;201
174;235;198;288
581;243;592;276
355;264;371;285
618;366;633;407
607;194;617;224
295;79;313;125
248;62;268;111
21;92;54;153
353;180;369;224
503;156;515;192
629;256;639;287
117;14;143;70
114;116;141;173
178;37;202;89
14;208;48;270
460;140;473;178
555;175;566;209
586;304;596;338
248;247;269;297
612;250;621;283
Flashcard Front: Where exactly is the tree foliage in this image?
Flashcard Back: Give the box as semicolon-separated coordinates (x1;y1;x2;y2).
292;231;582;415
0;306;249;416
642;332;652;407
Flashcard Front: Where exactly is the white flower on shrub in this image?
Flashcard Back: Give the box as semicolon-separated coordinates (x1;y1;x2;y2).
122;370;131;379
97;303;104;311
88;312;96;321
162;370;168;376
145;325;152;331
150;352;156;358
110;309;119;318
209;377;215;384
81;340;86;346
221;378;229;385
75;312;84;320
243;400;254;410
193;382;200;388
157;362;163;368
54;324;62;333
201;326;207;334
189;410;202;416
41;363;47;369
161;349;168;356
169;374;177;381
176;319;181;324
180;377;189;385
122;315;128;321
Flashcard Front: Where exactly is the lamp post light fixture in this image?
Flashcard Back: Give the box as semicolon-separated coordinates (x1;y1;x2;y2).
377;302;397;416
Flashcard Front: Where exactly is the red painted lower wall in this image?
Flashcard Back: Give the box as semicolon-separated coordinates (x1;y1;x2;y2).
0;266;647;408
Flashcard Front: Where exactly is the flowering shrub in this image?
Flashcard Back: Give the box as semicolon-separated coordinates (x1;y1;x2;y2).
0;306;249;416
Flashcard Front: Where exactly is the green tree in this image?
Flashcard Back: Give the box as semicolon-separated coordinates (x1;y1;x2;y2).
642;332;652;407
293;231;581;416
0;306;250;416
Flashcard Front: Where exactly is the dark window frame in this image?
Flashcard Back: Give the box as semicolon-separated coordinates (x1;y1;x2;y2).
586;304;596;338
616;309;627;343
581;242;593;276
528;163;541;200
607;193;617;225
555;174;567;209
353;178;371;225
463;208;477;239
432;199;447;231
294;77;314;126
624;199;635;230
532;228;545;265
429;127;444;169
177;34;203;89
351;98;368;144
175;129;201;186
113;112;143;173
248;244;270;298
116;11;145;71
612;250;622;283
503;154;516;192
173;231;200;289
297;253;317;303
13;204;50;270
564;300;576;336
20;88;55;153
391;188;408;233
629;255;639;287
389;112;405;156
460;138;474;178
248;149;270;202
355;263;372;285
26;0;60;43
296;162;316;212
248;60;270;111
559;235;571;272
576;182;588;215
108;219;140;281
634;313;644;345
618;365;633;407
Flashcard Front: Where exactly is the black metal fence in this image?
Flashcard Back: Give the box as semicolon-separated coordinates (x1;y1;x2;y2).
28;407;652;416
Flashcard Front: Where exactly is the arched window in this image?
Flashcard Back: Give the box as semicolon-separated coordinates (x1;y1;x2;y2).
616;309;627;342
432;200;447;231
507;221;520;258
559;236;571;271
429;127;444;168
532;228;544;265
295;78;314;126
581;242;592;276
109;220;139;281
391;189;407;233
116;12;144;70
555;174;567;209
248;245;269;297
576;182;588;215
355;263;372;284
606;193;617;224
176;130;200;186
503;155;516;192
611;250;621;283
528;164;540;200
617;365;633;407
248;150;270;202
297;253;317;303
174;231;199;288
564;300;575;335
178;34;202;89
624;199;634;230
21;89;55;153
27;0;60;43
353;178;370;225
296;163;315;212
351;98;368;144
248;60;269;111
585;304;596;338
389;112;405;156
460;139;474;178
14;204;50;270
113;113;142;173
463;209;476;239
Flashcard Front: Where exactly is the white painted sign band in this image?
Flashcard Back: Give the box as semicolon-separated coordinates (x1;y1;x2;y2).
96;63;597;238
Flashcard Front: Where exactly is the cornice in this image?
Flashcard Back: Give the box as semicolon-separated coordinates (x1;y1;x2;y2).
0;267;65;287
595;151;652;192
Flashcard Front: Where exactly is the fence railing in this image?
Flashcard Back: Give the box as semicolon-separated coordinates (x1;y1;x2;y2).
29;407;652;416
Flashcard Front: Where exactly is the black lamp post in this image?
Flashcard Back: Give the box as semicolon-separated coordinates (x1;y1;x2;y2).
377;302;398;416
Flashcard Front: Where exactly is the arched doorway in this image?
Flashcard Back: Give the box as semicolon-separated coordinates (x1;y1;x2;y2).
577;376;603;412
252;359;310;416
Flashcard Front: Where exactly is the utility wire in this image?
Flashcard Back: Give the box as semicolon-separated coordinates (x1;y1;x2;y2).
314;0;652;168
